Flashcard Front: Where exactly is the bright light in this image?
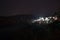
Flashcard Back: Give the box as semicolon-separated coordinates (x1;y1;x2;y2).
44;17;50;23
32;20;38;23
53;17;58;20
32;17;44;23
45;17;50;21
32;18;42;23
32;16;54;24
41;17;44;21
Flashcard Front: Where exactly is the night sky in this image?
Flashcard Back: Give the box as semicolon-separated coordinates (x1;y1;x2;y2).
1;0;60;16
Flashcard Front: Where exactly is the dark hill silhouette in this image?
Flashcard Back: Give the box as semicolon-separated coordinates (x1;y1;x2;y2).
0;15;33;24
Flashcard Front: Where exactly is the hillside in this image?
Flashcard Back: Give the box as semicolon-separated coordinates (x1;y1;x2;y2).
0;15;33;24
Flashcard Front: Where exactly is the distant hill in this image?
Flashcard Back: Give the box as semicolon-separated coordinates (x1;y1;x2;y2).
0;15;33;25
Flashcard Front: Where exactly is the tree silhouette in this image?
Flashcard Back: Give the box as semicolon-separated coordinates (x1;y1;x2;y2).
53;8;60;18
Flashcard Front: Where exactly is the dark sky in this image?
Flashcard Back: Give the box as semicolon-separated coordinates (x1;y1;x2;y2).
1;0;60;16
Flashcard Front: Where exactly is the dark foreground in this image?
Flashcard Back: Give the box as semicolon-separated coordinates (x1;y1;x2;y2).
0;23;60;40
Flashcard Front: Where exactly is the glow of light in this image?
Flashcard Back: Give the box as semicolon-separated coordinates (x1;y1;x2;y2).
32;17;44;23
53;17;55;19
44;17;50;24
45;17;50;21
40;17;44;21
49;17;52;18
53;17;58;20
32;17;53;24
32;18;41;23
32;20;37;23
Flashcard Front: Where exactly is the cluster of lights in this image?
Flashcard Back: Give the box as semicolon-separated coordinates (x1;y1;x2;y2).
32;16;58;24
